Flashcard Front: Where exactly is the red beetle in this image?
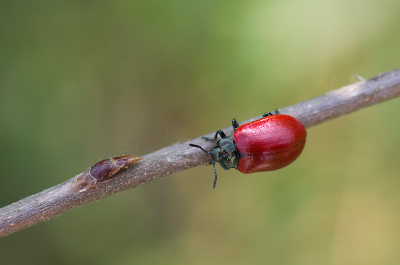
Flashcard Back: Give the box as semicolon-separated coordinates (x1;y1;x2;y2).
190;112;306;189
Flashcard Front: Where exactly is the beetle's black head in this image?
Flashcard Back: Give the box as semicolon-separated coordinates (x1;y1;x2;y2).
209;137;239;170
189;136;239;189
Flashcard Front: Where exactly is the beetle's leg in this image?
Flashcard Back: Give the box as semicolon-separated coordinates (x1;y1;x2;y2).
212;162;218;189
202;130;227;142
232;119;240;131
214;130;228;141
262;112;274;117
274;108;280;114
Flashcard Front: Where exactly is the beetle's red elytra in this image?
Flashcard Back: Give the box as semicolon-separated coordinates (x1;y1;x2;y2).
235;114;306;173
189;112;306;189
81;156;141;187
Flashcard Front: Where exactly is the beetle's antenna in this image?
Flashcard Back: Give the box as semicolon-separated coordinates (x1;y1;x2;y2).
212;162;218;189
189;144;210;154
189;144;217;189
189;144;218;189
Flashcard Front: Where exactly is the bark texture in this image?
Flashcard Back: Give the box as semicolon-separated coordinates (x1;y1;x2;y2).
1;68;400;237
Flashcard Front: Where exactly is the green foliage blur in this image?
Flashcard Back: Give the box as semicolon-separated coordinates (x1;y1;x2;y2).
1;0;400;264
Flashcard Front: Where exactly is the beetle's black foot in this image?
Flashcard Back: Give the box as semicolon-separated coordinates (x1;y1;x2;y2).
232;119;240;131
202;136;214;142
262;112;274;117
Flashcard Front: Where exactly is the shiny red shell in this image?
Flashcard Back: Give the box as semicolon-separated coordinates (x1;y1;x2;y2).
234;114;306;173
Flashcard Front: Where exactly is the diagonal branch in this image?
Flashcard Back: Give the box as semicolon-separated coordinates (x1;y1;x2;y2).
1;68;400;237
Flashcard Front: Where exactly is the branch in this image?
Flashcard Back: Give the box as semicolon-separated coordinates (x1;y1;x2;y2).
1;68;400;237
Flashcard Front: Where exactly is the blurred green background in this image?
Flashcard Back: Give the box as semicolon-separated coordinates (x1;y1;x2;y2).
1;0;400;264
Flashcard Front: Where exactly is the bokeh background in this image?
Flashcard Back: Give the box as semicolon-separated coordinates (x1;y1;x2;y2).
1;0;400;264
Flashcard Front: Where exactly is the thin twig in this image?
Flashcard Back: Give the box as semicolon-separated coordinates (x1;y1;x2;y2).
1;68;400;238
